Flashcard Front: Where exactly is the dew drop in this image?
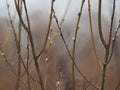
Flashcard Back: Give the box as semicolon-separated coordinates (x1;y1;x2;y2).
72;37;75;40
45;58;48;62
56;81;60;86
112;37;115;41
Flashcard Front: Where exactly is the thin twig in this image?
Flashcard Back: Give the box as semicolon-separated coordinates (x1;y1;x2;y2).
22;0;44;89
5;0;22;89
14;0;28;32
36;0;55;59
88;0;102;70
107;19;120;64
45;0;72;51
53;7;99;90
44;58;48;89
107;0;116;47
72;0;85;89
115;81;120;90
6;1;40;86
60;0;72;25
0;47;34;90
6;0;19;49
16;0;23;89
98;0;107;49
26;35;31;90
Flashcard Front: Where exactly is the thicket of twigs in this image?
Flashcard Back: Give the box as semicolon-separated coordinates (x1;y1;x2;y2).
0;0;120;90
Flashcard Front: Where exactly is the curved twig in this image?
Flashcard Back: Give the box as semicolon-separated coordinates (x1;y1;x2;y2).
98;0;107;49
0;47;34;90
53;7;99;90
88;0;102;70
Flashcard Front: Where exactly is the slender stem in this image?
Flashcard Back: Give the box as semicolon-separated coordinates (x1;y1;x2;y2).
26;36;31;90
22;0;44;89
44;59;48;89
88;0;102;70
98;0;107;49
107;20;120;64
16;0;23;89
60;0;72;25
115;81;120;90
0;47;34;90
53;5;99;90
6;0;19;48
107;0;117;64
100;63;107;90
6;1;39;89
108;0;116;47
14;0;28;32
37;0;55;59
72;0;85;89
100;1;117;90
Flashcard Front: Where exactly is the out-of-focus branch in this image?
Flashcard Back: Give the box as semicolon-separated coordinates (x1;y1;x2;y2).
14;0;28;32
6;1;40;88
53;7;99;90
22;0;44;89
44;58;48;89
0;47;34;90
6;0;19;49
60;0;72;25
88;0;102;70
14;0;45;89
115;81;120;90
5;0;23;89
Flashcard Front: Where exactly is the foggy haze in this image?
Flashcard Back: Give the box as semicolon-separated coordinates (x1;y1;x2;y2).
0;0;120;20
0;0;120;90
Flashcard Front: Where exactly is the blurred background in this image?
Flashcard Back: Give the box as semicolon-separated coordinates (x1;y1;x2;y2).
0;0;120;90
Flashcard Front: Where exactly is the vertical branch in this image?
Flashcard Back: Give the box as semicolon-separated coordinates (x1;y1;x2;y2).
107;0;117;64
5;0;19;48
22;0;44;89
46;0;72;50
37;0;55;59
14;0;28;32
44;58;48;89
107;20;120;64
5;0;22;89
16;0;23;89
98;0;107;49
53;7;99;90
22;0;35;57
100;0;116;90
98;1;108;90
26;36;31;90
5;1;38;88
108;0;116;47
72;0;85;89
88;0;102;70
60;0;72;25
14;0;58;89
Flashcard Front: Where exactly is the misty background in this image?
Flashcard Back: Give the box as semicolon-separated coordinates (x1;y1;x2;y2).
0;0;120;90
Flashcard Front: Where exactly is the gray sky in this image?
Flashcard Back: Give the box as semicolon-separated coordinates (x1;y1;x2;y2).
0;0;120;21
